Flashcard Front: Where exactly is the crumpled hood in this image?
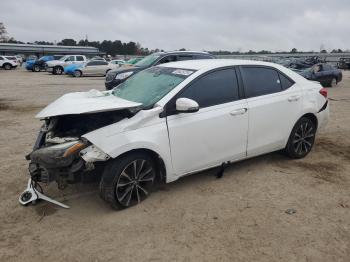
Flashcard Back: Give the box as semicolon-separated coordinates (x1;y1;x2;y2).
36;89;142;118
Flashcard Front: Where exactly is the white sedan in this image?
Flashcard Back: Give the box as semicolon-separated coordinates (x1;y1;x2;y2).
21;59;329;209
72;61;119;77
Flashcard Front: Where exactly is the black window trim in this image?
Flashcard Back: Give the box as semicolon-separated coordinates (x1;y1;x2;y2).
161;66;244;118
237;65;295;99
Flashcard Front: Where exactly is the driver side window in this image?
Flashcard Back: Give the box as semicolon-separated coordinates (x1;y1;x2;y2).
178;68;239;108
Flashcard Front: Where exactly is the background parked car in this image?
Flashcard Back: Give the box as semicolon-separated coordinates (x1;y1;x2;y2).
105;51;215;90
337;58;350;70
124;57;144;65
25;55;64;72
289;56;324;70
15;55;23;66
24;55;38;62
64;63;84;75
297;63;342;87
0;56;18;70
110;59;125;67
90;56;106;61
68;60;119;77
45;55;87;75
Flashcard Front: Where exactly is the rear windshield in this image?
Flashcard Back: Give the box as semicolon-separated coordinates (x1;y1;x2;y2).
5;56;16;60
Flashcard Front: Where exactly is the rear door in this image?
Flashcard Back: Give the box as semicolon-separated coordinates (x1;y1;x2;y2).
75;56;85;64
239;66;301;157
83;61;98;75
166;68;248;176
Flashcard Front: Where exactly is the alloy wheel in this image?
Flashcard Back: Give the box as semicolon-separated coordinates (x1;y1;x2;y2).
292;121;315;156
115;159;155;207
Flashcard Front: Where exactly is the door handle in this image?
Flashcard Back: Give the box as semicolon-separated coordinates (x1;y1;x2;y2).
288;95;300;102
230;108;248;116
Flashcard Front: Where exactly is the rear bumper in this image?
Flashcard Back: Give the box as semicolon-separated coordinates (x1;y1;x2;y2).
316;100;329;130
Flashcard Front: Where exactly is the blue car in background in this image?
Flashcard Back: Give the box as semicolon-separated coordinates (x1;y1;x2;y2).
64;63;84;75
26;55;63;72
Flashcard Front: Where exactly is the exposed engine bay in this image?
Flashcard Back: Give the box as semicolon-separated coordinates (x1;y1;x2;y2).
26;109;133;189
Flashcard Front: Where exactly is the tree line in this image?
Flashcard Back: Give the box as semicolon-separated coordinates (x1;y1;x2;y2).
0;22;348;56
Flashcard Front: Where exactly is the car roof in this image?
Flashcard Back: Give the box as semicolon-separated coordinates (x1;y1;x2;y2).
155;51;212;56
158;59;283;70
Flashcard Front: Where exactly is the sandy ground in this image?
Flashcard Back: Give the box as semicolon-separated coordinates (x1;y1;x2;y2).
0;67;349;262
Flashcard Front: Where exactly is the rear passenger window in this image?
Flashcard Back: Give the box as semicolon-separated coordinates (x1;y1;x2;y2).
158;55;177;64
87;61;99;66
177;55;193;61
279;73;294;90
240;67;282;98
180;68;239;108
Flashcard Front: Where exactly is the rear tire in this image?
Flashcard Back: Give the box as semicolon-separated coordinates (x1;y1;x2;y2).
99;152;156;209
285;117;316;159
73;70;82;77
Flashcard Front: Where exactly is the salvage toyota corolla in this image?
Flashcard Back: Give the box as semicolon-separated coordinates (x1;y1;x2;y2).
20;59;329;209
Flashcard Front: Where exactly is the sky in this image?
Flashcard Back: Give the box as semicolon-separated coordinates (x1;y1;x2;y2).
0;0;349;52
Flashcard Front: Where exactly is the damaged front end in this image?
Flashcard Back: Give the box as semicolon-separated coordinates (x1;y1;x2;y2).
26;109;132;189
20;90;143;208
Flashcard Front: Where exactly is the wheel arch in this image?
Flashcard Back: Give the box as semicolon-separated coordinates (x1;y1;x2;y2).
75;69;83;76
112;148;167;182
301;113;318;129
284;112;318;148
3;62;12;68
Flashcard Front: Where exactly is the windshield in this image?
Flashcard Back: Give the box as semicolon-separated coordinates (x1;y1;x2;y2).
39;56;50;61
59;55;68;61
134;54;161;67
112;67;195;108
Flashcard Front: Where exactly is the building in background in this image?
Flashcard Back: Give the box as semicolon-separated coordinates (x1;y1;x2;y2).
0;43;104;59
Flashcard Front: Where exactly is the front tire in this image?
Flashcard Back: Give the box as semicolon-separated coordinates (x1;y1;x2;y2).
285;117;316;158
53;66;63;75
99;152;156;209
33;65;40;72
3;63;12;70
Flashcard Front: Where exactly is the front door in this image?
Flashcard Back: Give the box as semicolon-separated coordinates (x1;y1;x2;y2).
166;68;248;176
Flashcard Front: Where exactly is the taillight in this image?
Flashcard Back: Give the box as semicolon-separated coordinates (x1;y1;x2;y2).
319;88;328;99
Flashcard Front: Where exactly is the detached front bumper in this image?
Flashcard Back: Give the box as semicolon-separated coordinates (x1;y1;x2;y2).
27;141;87;184
27;139;110;186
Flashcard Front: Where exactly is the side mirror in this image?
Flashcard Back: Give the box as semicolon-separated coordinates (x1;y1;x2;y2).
176;98;199;113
